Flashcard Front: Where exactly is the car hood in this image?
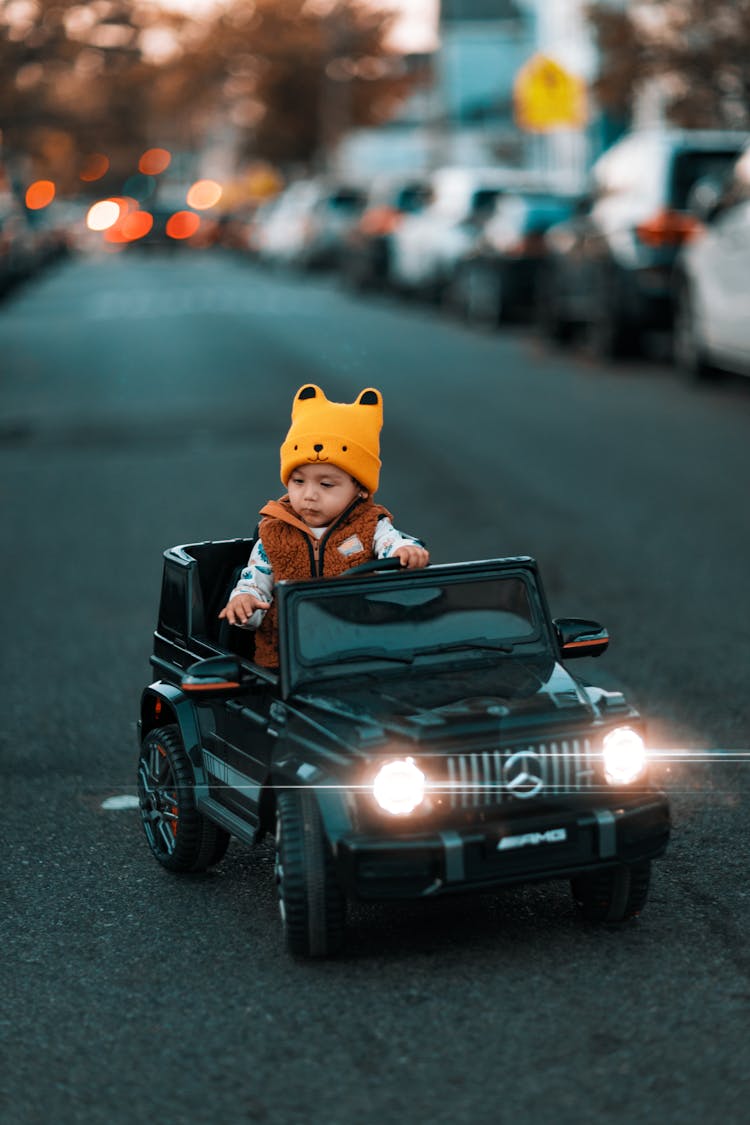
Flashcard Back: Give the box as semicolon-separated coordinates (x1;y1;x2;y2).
292;658;627;748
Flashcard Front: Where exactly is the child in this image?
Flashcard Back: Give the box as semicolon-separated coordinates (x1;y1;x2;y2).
219;383;429;666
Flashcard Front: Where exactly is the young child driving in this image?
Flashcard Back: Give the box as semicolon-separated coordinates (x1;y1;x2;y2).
219;383;429;666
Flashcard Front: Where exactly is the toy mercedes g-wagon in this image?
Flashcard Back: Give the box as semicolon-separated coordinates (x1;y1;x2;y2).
137;538;670;957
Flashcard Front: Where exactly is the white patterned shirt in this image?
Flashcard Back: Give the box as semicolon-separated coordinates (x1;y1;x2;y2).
230;517;422;629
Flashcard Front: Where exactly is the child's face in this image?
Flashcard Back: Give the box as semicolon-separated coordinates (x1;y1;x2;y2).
287;463;363;527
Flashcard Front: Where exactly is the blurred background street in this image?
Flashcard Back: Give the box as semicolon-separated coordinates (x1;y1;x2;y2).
3;2;750;1124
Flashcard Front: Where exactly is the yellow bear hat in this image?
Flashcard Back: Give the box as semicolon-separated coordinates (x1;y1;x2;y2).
280;383;383;494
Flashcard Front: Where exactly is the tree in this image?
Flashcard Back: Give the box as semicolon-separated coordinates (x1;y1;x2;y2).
1;0;418;186
587;0;750;130
154;0;417;169
0;1;166;188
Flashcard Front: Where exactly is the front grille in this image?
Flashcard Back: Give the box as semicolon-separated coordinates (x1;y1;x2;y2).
439;739;595;808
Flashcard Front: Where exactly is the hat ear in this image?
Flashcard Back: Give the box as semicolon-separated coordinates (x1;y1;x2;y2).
292;384;325;417
357;388;381;408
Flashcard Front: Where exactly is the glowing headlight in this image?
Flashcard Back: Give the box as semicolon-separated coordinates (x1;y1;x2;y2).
602;727;647;785
373;758;425;815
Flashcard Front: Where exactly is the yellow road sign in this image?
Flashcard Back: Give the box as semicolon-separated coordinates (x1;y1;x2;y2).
514;54;588;132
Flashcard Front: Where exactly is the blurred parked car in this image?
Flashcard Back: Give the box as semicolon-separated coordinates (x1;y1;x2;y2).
254;184;310;264
27;199;82;264
389;165;530;301
673;146;750;380
1;192;39;295
302;182;366;269
245;196;279;257
536;129;749;358
208;210;255;252
447;189;581;326
339;174;430;291
256;179;365;270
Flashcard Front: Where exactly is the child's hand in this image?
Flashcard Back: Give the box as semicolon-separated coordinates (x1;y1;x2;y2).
219;593;271;626
393;544;430;569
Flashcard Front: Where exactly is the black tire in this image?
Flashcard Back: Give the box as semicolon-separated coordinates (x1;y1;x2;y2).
138;724;230;873
571;860;651;923
441;266;469;320
341;250;371;293
275;789;346;957
425;275;447;305
673;280;718;382
589;272;639;360
462;260;504;328
536;266;574;344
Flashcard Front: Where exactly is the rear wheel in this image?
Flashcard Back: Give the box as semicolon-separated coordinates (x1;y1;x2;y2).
589;277;639;360
138;724;230;872
571;860;651;922
275;790;346;957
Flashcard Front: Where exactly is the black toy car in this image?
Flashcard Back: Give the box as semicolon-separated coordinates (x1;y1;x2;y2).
137;539;670;957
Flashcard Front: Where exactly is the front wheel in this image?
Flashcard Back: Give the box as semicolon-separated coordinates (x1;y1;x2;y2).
571;860;651;922
138;725;230;872
673;281;717;381
275;790;346;957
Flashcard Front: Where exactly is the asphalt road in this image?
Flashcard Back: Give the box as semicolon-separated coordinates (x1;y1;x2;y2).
2;250;750;1125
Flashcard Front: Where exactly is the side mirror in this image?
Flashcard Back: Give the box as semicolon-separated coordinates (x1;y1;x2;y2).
181;655;249;698
554;617;609;659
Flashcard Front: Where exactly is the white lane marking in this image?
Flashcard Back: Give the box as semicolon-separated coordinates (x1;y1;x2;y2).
101;795;140;810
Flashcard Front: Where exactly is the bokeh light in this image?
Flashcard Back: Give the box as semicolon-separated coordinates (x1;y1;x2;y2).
166;211;201;240
80;153;110;183
104;226;129;245
87;199;121;231
186;179;222;210
138;148;172;175
120;210;154;241
25;180;56;209
111;196;139;215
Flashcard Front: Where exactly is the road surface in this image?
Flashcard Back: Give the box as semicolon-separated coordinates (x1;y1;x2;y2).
2;250;750;1124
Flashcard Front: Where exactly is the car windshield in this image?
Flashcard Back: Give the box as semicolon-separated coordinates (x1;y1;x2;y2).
292;574;539;668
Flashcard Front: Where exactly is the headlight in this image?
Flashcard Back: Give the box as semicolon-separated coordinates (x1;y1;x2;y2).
372;758;425;815
602;727;647;785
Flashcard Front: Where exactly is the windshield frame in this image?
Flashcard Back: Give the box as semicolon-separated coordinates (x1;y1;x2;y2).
276;558;555;698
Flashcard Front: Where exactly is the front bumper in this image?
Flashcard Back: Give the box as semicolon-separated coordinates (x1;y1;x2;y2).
335;795;670;900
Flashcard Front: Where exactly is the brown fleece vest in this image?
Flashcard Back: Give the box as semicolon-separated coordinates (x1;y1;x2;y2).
254;496;391;667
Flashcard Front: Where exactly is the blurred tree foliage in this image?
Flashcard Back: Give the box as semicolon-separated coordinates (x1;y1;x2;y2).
151;1;417;168
0;0;417;189
587;0;750;129
0;1;160;187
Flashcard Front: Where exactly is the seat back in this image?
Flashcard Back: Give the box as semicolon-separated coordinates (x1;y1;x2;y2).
216;564;256;659
182;538;256;659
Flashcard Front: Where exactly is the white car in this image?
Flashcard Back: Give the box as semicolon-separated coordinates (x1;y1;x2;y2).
254;179;364;269
673;145;750;379
388;165;532;300
254;181;321;266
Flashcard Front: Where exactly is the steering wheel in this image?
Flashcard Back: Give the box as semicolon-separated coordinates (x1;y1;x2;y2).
340;556;406;577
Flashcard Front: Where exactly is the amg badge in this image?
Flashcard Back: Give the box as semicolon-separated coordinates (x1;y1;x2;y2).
497;828;567;851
